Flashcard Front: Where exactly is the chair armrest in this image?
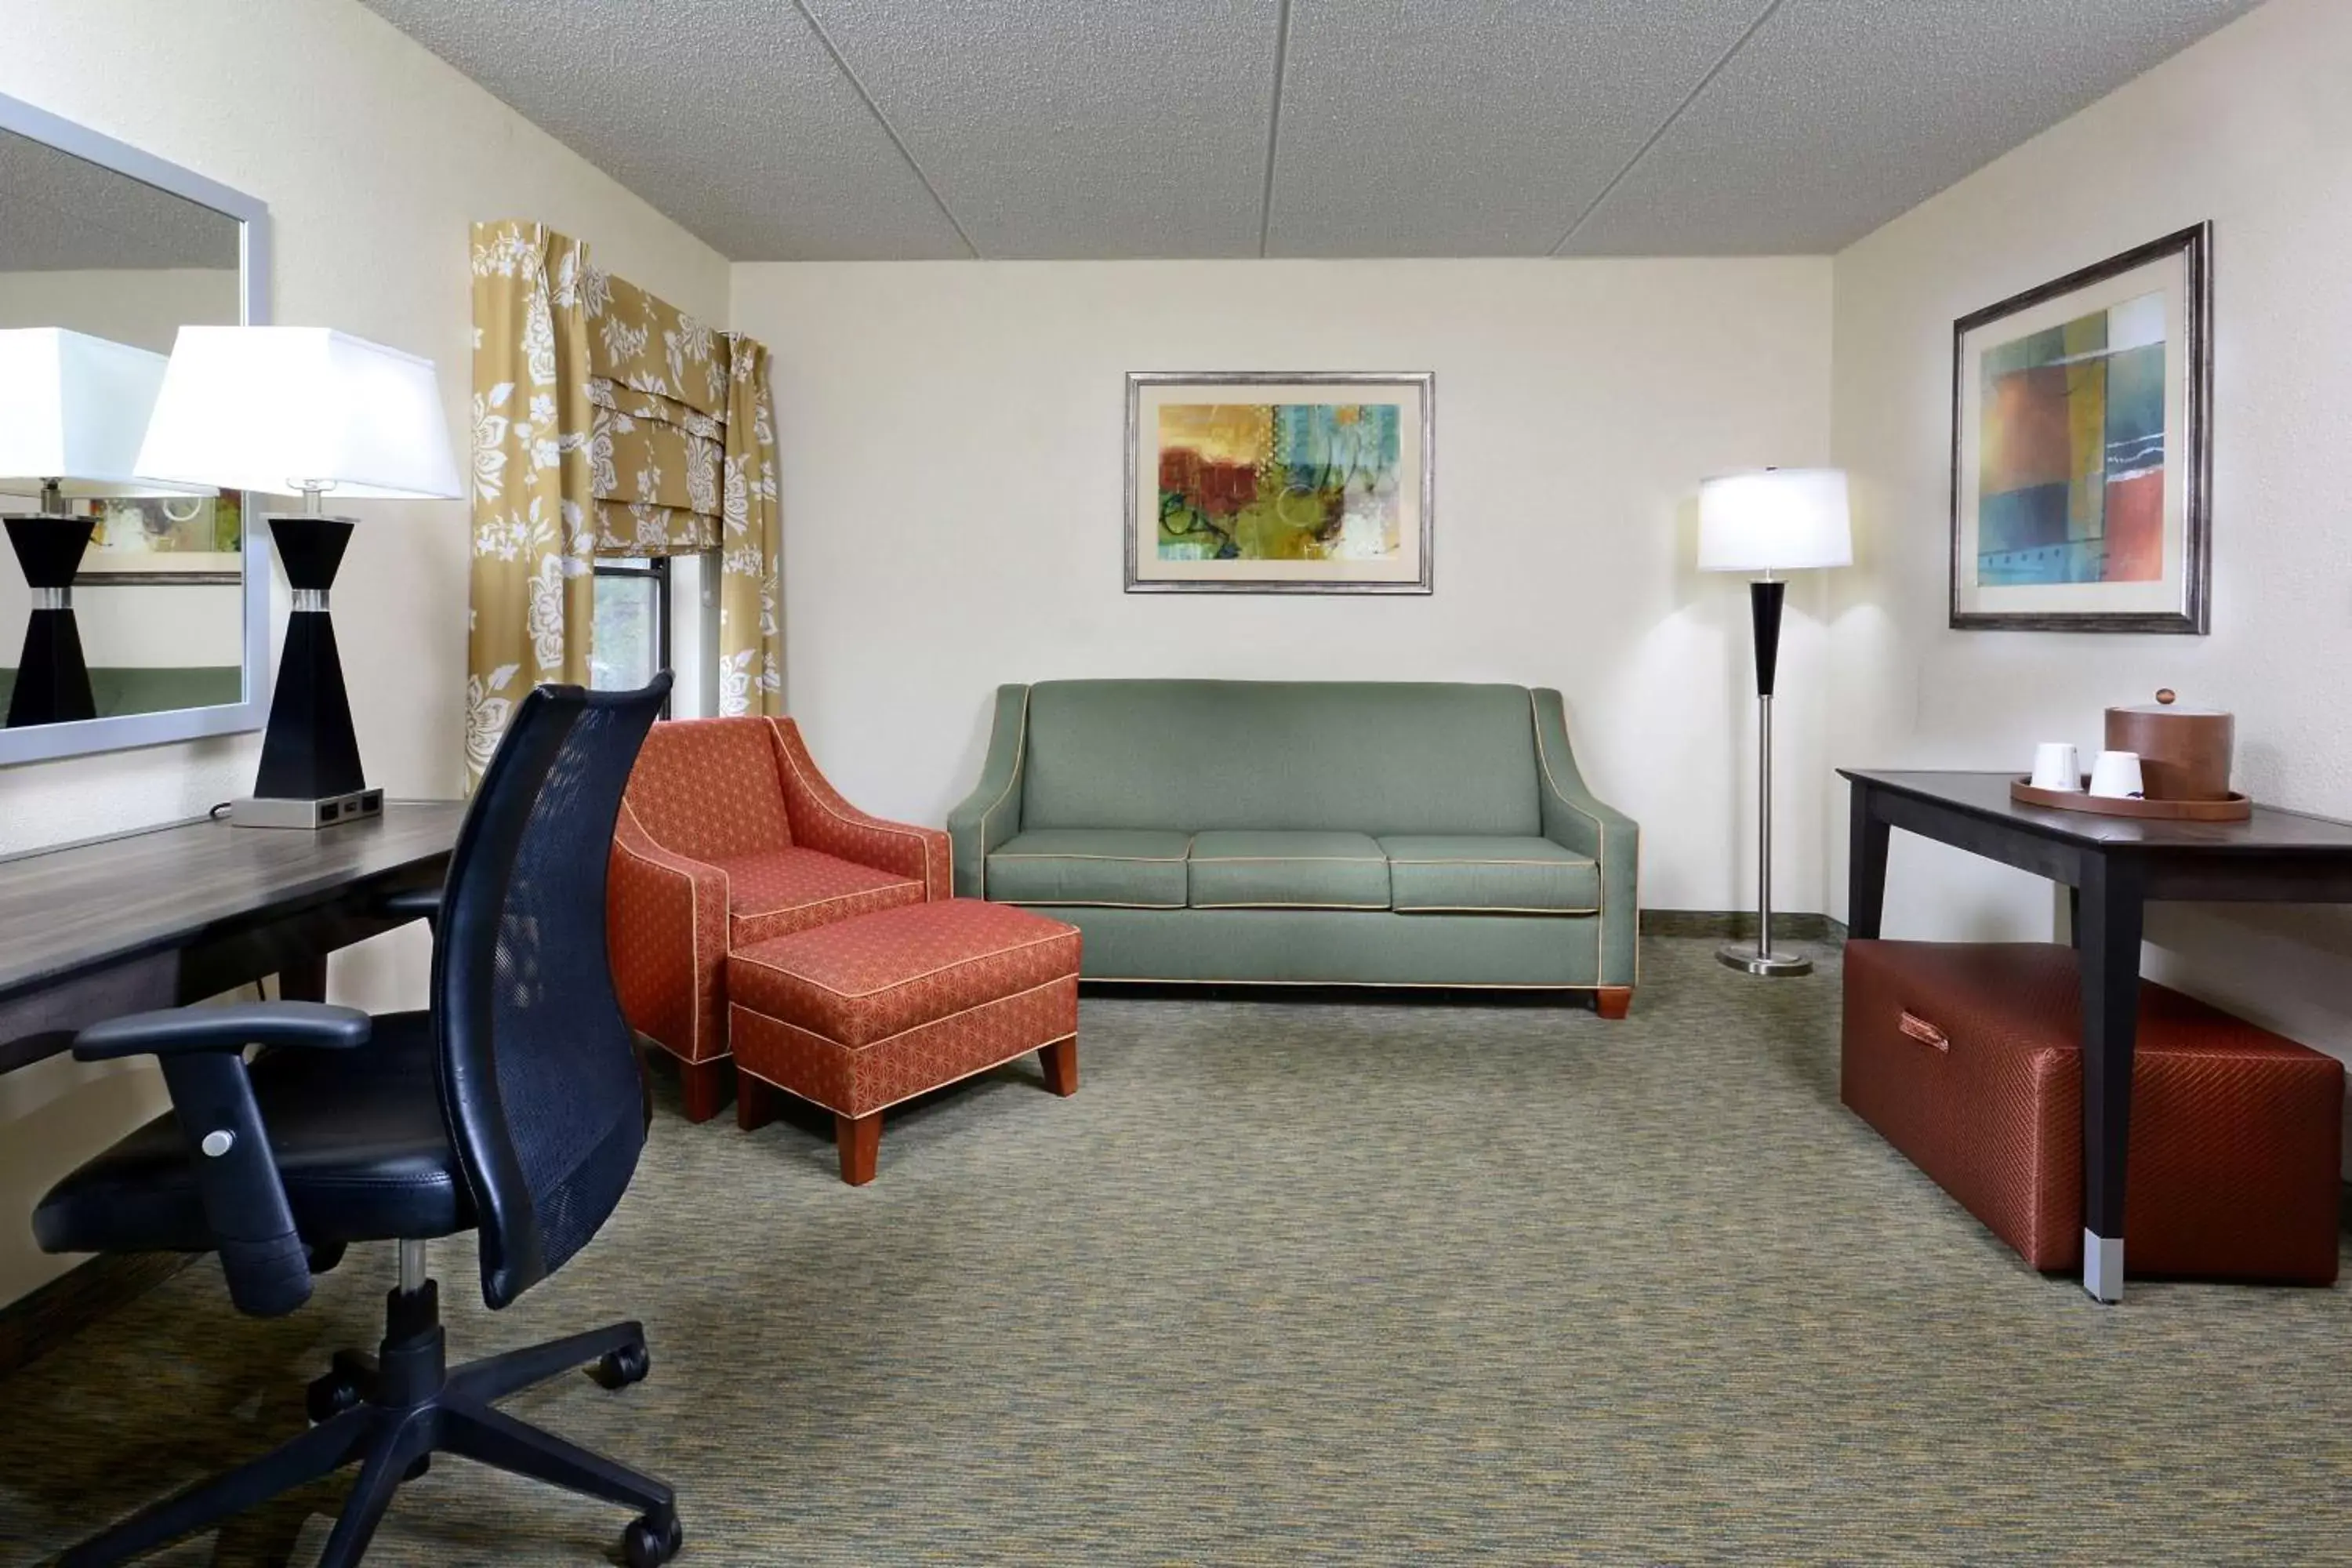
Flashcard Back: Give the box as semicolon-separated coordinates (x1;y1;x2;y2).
376;884;443;928
946;684;1031;898
1531;688;1639;987
768;718;951;900
70;1000;369;1319
74;1001;372;1062
610;806;731;1064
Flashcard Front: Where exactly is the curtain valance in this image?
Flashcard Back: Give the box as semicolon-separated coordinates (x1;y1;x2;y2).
466;220;782;784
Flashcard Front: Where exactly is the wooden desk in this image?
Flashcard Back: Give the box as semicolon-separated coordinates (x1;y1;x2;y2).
0;802;466;1076
1841;768;2352;1304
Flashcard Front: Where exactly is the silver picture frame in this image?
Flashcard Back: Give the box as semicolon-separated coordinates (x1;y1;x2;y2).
1125;371;1435;595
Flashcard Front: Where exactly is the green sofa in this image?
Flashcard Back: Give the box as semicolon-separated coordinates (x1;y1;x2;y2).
946;680;1639;1007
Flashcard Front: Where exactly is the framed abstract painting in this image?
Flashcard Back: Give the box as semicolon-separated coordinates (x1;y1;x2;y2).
1951;223;2211;632
1126;372;1433;593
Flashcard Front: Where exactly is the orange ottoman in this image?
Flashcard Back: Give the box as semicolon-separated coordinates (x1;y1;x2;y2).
728;898;1081;1184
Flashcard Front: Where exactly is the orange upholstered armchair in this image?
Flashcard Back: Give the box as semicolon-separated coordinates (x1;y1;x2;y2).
608;716;949;1121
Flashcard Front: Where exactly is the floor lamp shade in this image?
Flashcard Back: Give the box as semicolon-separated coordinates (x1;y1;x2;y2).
134;328;462;826
1697;466;1852;978
0;329;213;729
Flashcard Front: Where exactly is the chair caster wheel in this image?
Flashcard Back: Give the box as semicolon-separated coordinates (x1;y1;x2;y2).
591;1340;651;1389
405;1454;431;1480
623;1511;683;1566
306;1367;366;1424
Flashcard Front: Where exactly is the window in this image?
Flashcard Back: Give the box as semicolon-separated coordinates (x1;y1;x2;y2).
590;556;670;703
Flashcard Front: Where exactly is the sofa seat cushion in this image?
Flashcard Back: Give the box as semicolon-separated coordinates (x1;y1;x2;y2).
722;847;924;946
986;829;1190;908
1187;830;1391;910
1377;835;1599;915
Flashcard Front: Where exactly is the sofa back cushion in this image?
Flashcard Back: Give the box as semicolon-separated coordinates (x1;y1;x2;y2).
622;717;793;862
1020;681;1541;837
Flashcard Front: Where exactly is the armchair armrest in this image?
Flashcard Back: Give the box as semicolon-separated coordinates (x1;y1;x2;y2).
74;1001;372;1061
376;884;443;930
71;1000;372;1319
610;804;730;1063
768;718;951;900
1531;688;1639;987
946;684;1030;898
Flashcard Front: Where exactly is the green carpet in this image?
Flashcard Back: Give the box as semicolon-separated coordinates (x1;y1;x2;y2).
3;937;2347;1565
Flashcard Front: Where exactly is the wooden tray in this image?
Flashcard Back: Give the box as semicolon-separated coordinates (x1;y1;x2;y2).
2009;776;2252;821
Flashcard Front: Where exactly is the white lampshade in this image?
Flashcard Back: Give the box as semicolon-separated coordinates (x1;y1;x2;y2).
135;326;463;503
0;328;214;499
1697;467;1852;573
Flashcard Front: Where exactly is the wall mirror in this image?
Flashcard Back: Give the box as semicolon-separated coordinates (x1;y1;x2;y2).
0;92;269;766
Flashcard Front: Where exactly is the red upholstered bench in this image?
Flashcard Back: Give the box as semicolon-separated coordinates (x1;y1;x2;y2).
728;899;1082;1184
1843;940;2343;1283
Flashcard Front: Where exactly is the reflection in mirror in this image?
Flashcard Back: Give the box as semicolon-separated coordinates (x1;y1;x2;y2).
0;125;244;728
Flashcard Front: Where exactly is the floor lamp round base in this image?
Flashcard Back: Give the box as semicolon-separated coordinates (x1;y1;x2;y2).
1715;944;1814;978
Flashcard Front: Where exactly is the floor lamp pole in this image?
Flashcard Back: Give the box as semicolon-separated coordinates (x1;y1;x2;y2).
1720;574;1810;977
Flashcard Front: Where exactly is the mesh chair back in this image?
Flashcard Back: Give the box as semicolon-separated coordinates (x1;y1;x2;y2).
437;676;670;1308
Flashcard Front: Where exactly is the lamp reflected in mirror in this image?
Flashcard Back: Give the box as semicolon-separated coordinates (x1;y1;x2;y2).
0;327;217;728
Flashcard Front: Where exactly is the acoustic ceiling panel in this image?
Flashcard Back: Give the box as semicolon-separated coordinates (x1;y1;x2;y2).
358;0;971;260
799;0;1283;259
360;0;2267;260
1269;0;1769;257
1566;0;2264;255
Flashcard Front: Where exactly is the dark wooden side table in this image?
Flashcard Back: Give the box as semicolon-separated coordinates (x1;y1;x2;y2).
1841;769;2352;1304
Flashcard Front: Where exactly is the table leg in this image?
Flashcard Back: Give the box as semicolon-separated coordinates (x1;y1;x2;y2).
1846;782;1890;940
2075;855;2144;1304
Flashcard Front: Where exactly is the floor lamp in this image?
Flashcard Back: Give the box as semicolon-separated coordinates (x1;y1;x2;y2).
0;329;211;728
134;327;461;828
1698;467;1852;977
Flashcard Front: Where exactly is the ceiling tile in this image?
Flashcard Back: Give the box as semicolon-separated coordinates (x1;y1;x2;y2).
1269;0;1769;257
358;0;971;260
800;0;1283;259
1566;0;2264;255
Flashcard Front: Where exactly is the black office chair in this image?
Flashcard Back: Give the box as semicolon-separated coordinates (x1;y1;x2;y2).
31;677;685;1567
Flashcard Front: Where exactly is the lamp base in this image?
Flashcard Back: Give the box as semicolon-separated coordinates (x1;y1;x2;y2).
227;787;384;832
1716;943;1813;978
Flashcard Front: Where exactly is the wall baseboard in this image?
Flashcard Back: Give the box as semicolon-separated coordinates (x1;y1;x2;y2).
0;1251;194;1377
1642;909;1848;943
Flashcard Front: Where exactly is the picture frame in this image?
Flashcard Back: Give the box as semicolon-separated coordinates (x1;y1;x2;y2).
1125;371;1434;594
1950;223;2211;633
75;489;245;585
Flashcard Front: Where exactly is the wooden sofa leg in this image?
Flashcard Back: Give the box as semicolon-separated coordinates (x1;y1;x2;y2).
836;1112;882;1185
736;1071;780;1132
1595;987;1633;1020
679;1056;732;1123
1040;1037;1079;1097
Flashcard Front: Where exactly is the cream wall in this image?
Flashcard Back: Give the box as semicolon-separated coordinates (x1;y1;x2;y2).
0;0;729;1305
1828;0;2352;1106
731;258;1834;916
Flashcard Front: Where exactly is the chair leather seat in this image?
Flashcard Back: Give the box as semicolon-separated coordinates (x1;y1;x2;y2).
32;1011;474;1258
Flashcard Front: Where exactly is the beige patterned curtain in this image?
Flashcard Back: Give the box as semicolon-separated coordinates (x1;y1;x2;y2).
466;221;784;783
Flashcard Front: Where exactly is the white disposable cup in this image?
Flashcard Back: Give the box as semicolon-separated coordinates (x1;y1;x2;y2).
2088;750;2144;800
2030;742;2081;792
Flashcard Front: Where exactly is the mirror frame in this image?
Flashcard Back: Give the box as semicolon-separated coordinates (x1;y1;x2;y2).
0;90;272;768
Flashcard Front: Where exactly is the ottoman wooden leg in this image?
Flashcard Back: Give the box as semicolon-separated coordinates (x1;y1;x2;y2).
679;1056;732;1123
736;1070;781;1132
1040;1036;1078;1096
836;1112;882;1185
1595;987;1633;1020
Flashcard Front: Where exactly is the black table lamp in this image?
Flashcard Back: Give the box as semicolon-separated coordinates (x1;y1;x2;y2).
0;328;213;729
1698;466;1853;977
135;327;462;828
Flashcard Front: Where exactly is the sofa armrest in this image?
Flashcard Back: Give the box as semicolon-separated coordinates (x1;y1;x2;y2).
768;719;950;900
946;684;1031;898
609;804;731;1064
1531;688;1639;986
